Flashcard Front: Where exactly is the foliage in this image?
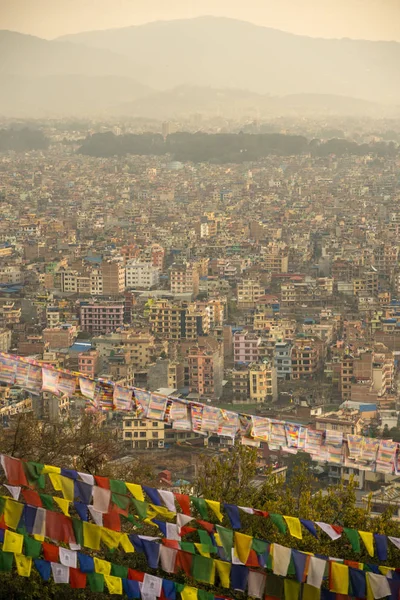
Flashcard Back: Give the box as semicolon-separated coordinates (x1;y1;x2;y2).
78;131;399;163
0;128;49;152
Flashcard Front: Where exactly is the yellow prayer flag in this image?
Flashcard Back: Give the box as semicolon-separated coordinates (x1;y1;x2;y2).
284;579;301;600
33;535;45;542
94;557;112;575
359;531;374;557
15;554;32;577
214;533;222;547
126;483;145;501
120;533;135;553
330;563;349;595
4;498;24;529
59;475;74;501
284;516;303;539
53;496;70;516
3;530;23;554
150;505;176;519
205;499;223;522
101;528;122;549
215;560;231;588
234;531;253;564
42;465;61;475
181;586;198;600
105;575;123;595
302;583;321;600
366;572;374;600
83;522;101;550
48;472;62;492
379;566;394;576
194;543;210;558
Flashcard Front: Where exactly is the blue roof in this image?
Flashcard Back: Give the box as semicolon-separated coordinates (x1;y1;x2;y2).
70;342;92;353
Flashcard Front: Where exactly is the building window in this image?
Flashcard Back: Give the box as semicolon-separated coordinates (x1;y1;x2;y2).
125;432;132;438
152;432;158;438
125;421;132;427
140;432;146;438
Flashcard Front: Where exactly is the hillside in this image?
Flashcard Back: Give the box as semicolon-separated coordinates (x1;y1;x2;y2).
58;16;400;103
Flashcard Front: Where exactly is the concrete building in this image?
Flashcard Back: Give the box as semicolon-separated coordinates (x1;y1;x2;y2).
170;262;199;297
78;350;100;379
80;302;125;334
188;344;224;399
233;331;261;364
0;329;12;353
122;417;165;449
43;324;77;350
249;362;278;403
101;260;125;295
274;341;293;379
237;280;265;309
125;260;160;290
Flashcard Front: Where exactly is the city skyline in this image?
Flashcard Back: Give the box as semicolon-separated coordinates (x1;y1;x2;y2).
1;0;400;41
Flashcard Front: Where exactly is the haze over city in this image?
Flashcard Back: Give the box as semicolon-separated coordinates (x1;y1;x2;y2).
2;1;400;599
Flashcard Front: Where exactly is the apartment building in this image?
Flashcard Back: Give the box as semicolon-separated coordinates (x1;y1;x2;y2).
101;260;125;295
274;341;293;379
262;242;289;274
187;345;224;399
339;347;394;403
232;366;250;402
233;331;261;364
237;280;265;309
0;329;11;353
80;302;124;334
78;350;100;379
249;362;278;403
353;270;379;296
291;337;323;380
125;260;160;289
148;300;185;340
93;329;156;370
43;324;77;350
170;262;199;297
280;277;334;307
122;417;165;449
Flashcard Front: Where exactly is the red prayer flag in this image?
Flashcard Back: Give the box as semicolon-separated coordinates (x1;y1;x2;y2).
103;510;121;532
2;456;28;487
70;567;87;589
21;489;42;508
45;511;76;544
94;475;110;489
175;550;193;576
43;542;59;562
128;569;144;582
162;539;180;549
175;493;191;515
197;520;214;533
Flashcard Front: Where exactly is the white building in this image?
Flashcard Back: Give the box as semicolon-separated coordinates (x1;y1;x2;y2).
125;261;160;290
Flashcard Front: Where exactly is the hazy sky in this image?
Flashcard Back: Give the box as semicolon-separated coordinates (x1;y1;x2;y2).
1;0;400;41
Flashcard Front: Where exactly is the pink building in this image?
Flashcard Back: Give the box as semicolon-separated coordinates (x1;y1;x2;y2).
80;302;124;334
233;331;261;364
78;350;99;379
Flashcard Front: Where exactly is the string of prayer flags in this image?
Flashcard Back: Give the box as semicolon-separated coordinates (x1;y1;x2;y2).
4;352;400;475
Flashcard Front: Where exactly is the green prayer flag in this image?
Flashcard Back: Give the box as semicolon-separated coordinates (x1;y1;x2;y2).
270;513;287;534
24;535;42;558
88;572;105;592
216;525;233;558
0;551;13;572
111;563;128;578
265;574;284;599
191;497;209;520
132;498;149;520
72;518;83;546
252;538;269;555
198;590;214;600
180;542;196;554
112;493;130;511
288;556;296;576
344;528;361;553
39;494;54;510
16;526;27;536
192;555;214;584
176;584;184;594
198;530;213;546
284;579;301;600
266;552;273;570
24;462;45;489
110;479;128;495
0;497;6;516
123;513;142;527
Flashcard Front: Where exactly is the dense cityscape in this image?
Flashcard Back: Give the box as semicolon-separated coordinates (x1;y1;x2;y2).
2;2;400;598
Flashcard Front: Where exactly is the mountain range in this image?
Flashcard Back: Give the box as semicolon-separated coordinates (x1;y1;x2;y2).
1;17;400;118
